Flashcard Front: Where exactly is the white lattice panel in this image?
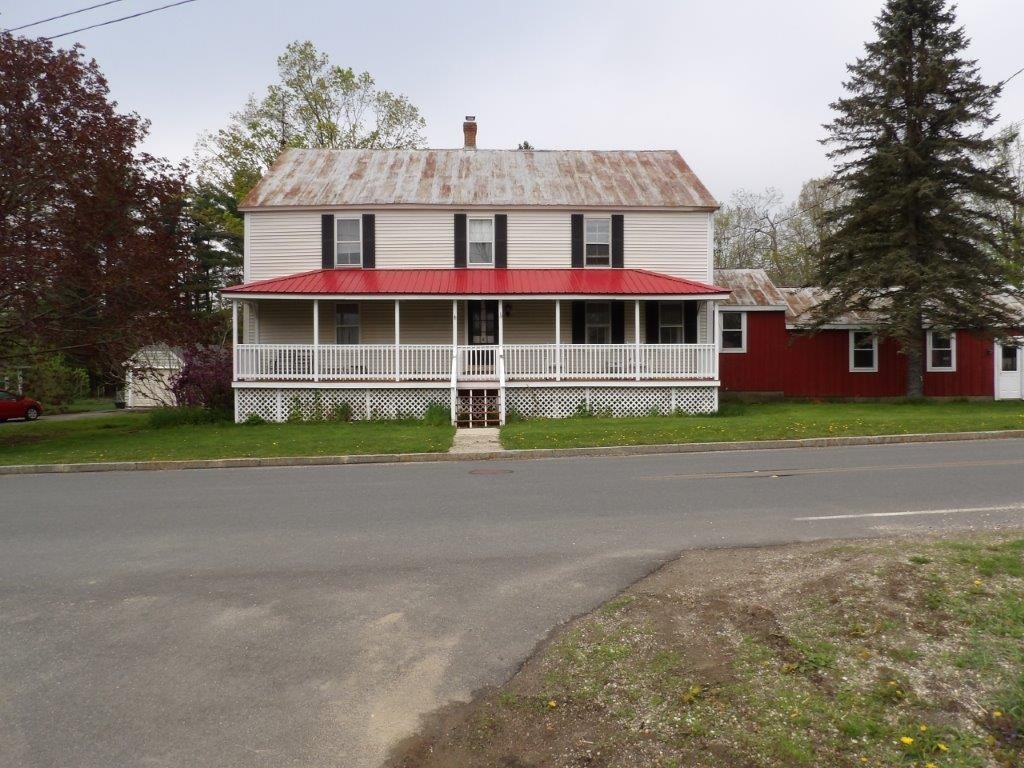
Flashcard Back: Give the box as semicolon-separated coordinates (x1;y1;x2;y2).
234;388;448;422
505;386;717;418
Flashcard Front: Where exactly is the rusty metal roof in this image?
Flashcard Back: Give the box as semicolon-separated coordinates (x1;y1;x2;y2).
222;268;729;298
240;149;718;210
713;269;789;308
782;287;882;327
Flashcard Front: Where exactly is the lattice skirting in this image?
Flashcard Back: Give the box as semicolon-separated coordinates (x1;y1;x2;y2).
505;386;718;418
234;387;449;422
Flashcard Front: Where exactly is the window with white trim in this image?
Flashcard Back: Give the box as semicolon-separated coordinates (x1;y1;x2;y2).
927;330;956;372
659;302;684;343
335;217;362;267
335;303;359;344
849;330;878;372
584;217;611;266
720;311;746;352
468;217;494;266
585;302;611;344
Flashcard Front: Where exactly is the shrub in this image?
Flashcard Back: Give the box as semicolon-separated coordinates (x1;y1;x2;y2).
149;406;230;428
422;404;451;426
22;355;89;412
327;403;353;422
171;347;232;413
286;396;304;423
242;414;268;426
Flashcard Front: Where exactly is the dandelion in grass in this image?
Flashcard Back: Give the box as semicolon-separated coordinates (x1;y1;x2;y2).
937;743;948;752
900;736;914;746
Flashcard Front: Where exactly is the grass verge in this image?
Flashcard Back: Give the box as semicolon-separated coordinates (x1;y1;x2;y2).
390;534;1024;768
501;400;1024;450
0;412;455;465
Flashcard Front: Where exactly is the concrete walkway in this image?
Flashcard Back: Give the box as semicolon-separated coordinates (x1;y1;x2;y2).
449;427;502;453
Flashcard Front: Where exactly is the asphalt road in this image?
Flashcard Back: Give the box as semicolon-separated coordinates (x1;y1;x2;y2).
3;439;1024;768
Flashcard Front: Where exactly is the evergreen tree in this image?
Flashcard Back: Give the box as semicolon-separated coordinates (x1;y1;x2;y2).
816;0;1023;397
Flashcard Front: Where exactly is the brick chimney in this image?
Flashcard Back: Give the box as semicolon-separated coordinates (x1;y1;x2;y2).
463;116;477;149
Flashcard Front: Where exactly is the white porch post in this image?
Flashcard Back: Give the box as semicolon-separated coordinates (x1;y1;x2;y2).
554;300;562;381
394;299;401;382
231;299;238;381
451;300;459;426
497;299;504;346
312;299;320;382
634;299;641;381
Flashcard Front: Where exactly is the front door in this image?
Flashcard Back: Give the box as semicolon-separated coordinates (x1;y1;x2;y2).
996;341;1024;399
467;301;498;346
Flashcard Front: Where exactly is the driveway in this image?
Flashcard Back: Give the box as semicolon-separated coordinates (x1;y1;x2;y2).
2;439;1024;768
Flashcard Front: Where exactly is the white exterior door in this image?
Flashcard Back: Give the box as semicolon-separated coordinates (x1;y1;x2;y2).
995;340;1024;399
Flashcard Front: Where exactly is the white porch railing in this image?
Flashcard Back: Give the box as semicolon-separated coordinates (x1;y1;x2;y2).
235;343;718;383
235;344;450;382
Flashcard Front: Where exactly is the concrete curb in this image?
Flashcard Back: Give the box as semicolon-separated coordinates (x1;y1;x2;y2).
3;429;1024;476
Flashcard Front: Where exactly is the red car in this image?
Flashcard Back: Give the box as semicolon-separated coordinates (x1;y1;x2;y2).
0;390;42;421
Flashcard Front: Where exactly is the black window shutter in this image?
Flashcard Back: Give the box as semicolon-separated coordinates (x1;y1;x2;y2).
571;301;586;343
570;214;584;268
611;302;625;344
684;302;699;343
611;214;624;268
321;214;334;269
494;214;508;268
645;301;660;343
454;214;467;267
361;214;375;268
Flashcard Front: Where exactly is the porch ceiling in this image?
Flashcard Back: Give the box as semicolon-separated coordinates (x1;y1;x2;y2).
223;268;730;300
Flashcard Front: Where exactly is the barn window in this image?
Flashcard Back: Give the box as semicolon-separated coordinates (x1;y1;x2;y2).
584;217;611;266
335;303;360;344
467;217;494;266
926;331;956;372
659;303;685;343
1002;344;1020;372
335;217;362;267
720;311;746;352
849;330;878;372
585;302;611;344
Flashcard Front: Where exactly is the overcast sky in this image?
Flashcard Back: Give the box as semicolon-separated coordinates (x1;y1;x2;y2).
5;0;1024;202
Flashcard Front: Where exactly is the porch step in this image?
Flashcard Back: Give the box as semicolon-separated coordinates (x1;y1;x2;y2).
450;427;501;453
455;388;500;428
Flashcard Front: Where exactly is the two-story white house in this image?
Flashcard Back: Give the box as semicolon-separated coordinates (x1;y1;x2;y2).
222;119;727;425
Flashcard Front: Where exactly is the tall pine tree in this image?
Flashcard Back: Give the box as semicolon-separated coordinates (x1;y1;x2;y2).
816;0;1023;397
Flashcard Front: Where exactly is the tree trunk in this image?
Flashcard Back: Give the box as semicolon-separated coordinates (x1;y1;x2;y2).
905;336;924;399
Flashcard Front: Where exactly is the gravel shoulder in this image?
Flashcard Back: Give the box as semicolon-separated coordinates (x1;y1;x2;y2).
389;533;1024;768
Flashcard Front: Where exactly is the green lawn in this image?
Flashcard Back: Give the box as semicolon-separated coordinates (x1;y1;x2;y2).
0;413;455;465
60;397;118;414
501;400;1024;449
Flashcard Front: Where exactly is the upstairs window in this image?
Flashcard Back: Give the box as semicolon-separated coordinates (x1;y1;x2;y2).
468;217;494;266
585;302;611;344
585;217;611;266
659;303;685;343
849;330;878;372
927;331;956;372
335;303;360;344
720;311;746;352
335;217;362;267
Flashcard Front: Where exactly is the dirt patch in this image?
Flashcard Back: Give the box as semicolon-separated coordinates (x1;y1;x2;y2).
388;534;1024;768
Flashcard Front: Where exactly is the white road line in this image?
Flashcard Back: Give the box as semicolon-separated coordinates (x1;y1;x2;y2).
794;504;1024;522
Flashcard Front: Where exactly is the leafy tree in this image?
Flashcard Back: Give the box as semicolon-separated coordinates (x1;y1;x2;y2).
0;33;204;383
191;40;427;302
517;140;534;150
815;0;1023;397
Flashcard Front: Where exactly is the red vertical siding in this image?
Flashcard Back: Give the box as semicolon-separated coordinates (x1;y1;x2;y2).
923;331;995;397
781;331;906;398
719;311;788;392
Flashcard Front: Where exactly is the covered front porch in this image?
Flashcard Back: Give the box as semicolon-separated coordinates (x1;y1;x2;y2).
229;297;720;384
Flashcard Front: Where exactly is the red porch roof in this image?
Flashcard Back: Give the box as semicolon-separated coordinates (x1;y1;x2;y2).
223;268;728;298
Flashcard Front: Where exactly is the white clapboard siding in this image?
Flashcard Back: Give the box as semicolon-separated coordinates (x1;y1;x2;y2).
507;212;572;268
244;210;711;280
247;211;323;281
375;211;455;268
623;212;711;282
